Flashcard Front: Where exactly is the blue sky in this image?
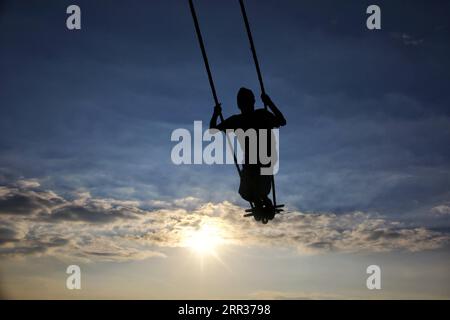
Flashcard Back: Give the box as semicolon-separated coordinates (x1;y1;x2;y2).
0;0;449;299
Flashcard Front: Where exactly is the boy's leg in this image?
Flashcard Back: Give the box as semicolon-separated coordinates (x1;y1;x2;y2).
239;171;260;210
258;173;273;208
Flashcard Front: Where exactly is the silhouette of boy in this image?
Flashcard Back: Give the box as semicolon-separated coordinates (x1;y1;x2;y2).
209;87;286;214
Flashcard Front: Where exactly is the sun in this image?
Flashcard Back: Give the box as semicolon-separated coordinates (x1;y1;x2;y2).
185;224;223;255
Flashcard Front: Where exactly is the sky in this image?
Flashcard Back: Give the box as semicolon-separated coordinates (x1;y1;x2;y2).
0;0;449;299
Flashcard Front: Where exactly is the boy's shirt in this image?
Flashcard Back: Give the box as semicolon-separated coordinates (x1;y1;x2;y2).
216;108;281;131
216;108;279;171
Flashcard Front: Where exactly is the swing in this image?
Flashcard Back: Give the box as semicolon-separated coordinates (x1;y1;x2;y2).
189;0;284;224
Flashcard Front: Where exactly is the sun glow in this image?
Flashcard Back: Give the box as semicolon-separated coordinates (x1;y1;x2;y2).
185;224;223;255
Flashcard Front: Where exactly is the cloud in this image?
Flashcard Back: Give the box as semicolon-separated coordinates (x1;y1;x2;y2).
16;179;40;189
223;208;449;253
0;181;448;262
391;32;424;46
0;188;62;215
45;197;140;223
0;236;68;256
0;226;18;245
431;204;450;216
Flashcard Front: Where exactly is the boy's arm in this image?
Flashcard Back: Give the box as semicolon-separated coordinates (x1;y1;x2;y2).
261;93;287;127
209;104;234;132
209;104;239;131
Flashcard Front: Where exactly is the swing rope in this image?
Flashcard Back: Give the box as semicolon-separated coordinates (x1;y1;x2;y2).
238;0;267;109
189;0;281;215
238;0;279;207
189;0;255;211
188;0;243;178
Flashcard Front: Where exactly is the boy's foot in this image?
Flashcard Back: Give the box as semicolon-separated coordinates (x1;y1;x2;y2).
262;196;273;209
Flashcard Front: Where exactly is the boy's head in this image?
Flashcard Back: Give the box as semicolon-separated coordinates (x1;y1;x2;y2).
237;87;255;114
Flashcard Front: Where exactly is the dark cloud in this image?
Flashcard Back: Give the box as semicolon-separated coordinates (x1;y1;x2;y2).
49;205;127;223
0;226;18;244
0;236;68;257
0;188;63;216
0;194;42;215
0;182;138;223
